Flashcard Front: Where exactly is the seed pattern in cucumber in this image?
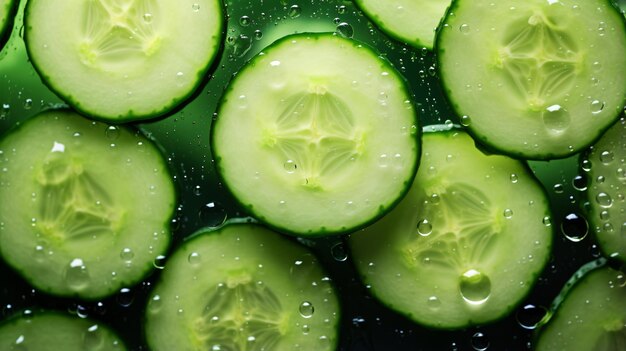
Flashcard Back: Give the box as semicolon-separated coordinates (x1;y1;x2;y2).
24;0;224;121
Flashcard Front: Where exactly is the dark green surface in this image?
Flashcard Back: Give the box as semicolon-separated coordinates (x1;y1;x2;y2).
0;0;622;350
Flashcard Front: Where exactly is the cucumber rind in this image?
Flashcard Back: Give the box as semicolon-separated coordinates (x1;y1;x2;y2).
0;0;17;51
0;109;176;300
0;310;128;350
349;127;553;329
534;259;626;350
211;32;420;237
23;0;226;123
144;220;341;351
435;0;626;160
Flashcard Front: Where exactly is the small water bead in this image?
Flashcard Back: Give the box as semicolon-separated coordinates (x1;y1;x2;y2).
153;255;166;269
459;269;491;305
516;304;548;329
239;15;251;26
199;202;227;227
460;115;472;126
427;296;441;310
581;158;592;172
330;242;348;262
65;258;90;290
599;150;614;164
284;160;297;173
288;5;301;18
120;248;134;262
471;332;490;351
23;98;33;110
116;288;134;307
572;175;587;191
503;209;514;219
542;104;570;133
302;324;310;334
299;301;314;318
336;22;354;38
142;13;153;23
590;100;604;114
379;154;390;168
459;23;470;33
561;213;589;242
105;126;120;140
188;252;201;266
596;192;613;208
553;183;564;194
417;219;433;236
337;5;346;14
192;3;200;12
510;173;519;183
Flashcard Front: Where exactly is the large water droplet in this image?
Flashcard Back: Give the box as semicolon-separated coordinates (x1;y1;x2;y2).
516;304;548;329
427;296;441;310
459;269;491;305
284;160;297;173
560;213;588;242
417;219;433;236
299;301;314;318
590;100;604;114
542;105;570;133
65;258;90;291
188;252;201;266
596;192;613;208
336;23;354;38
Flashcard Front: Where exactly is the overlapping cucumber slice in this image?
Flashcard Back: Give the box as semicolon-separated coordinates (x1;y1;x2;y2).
0;109;175;300
24;0;224;121
584;117;625;262
0;0;17;51
437;0;626;159
212;33;419;236
349;127;553;329
145;222;340;351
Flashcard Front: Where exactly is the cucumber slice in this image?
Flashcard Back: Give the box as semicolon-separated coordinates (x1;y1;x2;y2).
24;0;224;122
0;0;17;51
0;311;126;351
0;311;127;350
145;221;341;351
437;0;626;159
584;117;625;262
355;0;451;49
349;128;553;329
212;33;419;236
535;263;626;350
0;109;175;300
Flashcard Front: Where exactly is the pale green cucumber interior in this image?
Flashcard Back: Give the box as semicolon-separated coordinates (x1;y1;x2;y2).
536;266;626;350
355;0;451;49
586;117;626;262
213;33;418;235
0;110;174;299
349;130;552;328
438;0;626;158
0;312;127;350
25;0;223;120
145;223;340;351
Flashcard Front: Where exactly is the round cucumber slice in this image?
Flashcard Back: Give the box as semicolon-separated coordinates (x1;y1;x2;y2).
0;109;175;300
349;128;553;329
212;33;419;236
0;311;127;350
24;0;224;122
355;0;451;49
584;117;625;262
437;0;626;159
145;221;341;351
0;0;17;51
535;263;626;350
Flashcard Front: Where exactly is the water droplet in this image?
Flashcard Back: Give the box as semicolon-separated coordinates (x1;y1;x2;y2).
120;248;134;262
284;160;297;173
543;216;552;226
105;126;120;140
427;296;441;310
590;100;604;114
299;301;314;318
65;258;90;290
142;13;153;24
471;332;490;351
417;219;433;236
561;213;589;242
239;15;251;26
116;288;134;307
542;104;570;133
459;23;470;33
336;22;354;38
83;324;104;350
599;150;614;164
503;209;514;219
23;99;33;110
572;175;587;191
253;30;263;40
192;3;200;12
460;115;472;126
338;5;346;14
302;324;310;334
148;295;163;314
199;201;227;227
596;192;613;207
153;255;166;269
516;304;547;329
188;252;201;266
13;334;26;350
379;154;390;168
581;158;592;172
289;5;301;18
510;174;518;183
330;242;348;262
553;183;564;194
459;269;491;305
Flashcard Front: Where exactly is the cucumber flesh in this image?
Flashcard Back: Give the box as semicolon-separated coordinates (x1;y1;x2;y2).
349;128;553;329
24;0;224;122
0;311;127;350
535;264;626;350
212;33;419;236
437;0;626;159
585;117;626;262
355;0;451;49
0;110;175;300
145;222;340;351
0;0;17;51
